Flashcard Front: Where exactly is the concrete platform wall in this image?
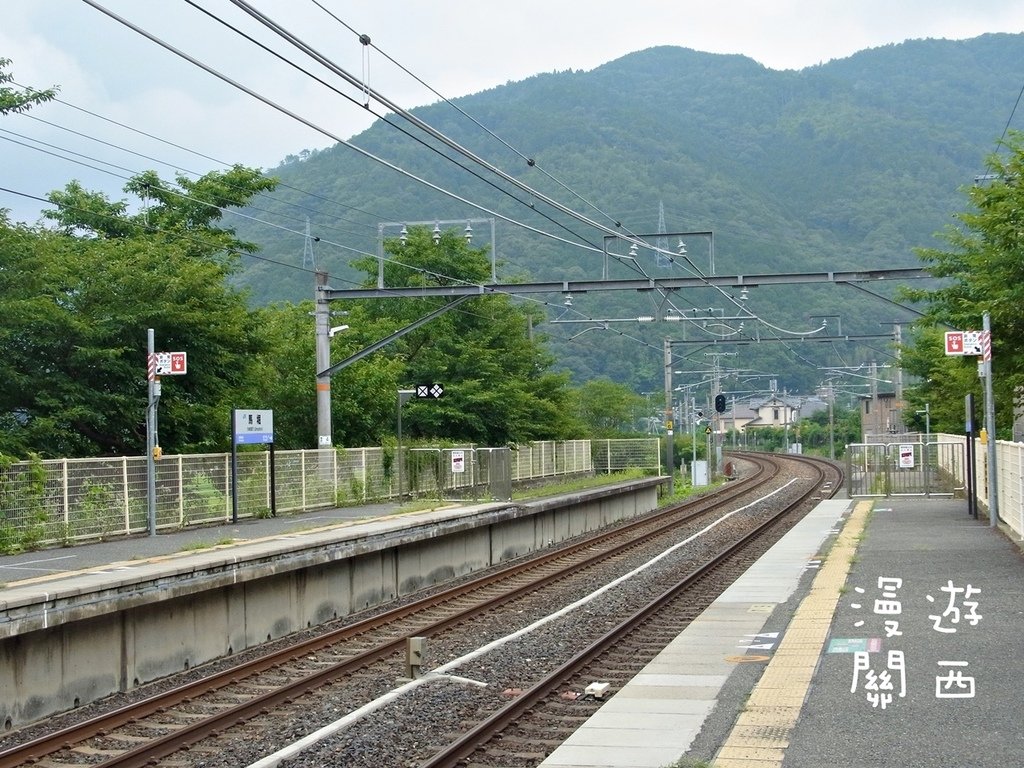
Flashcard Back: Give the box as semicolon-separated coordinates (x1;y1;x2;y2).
0;480;661;729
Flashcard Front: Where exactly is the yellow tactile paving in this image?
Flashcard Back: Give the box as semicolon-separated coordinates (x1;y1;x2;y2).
712;500;872;768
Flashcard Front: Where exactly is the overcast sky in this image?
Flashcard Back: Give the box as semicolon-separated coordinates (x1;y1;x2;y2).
2;0;1024;224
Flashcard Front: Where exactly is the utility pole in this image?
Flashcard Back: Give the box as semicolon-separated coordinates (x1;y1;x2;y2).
146;328;158;536
664;338;674;494
315;270;332;448
828;381;836;460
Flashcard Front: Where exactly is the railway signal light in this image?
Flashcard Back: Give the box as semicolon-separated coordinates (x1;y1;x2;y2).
715;394;726;413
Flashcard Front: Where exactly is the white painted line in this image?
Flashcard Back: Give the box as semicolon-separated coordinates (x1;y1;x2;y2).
245;481;801;768
1;554;77;569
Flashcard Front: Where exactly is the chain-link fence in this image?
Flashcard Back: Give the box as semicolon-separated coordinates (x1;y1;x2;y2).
0;439;659;550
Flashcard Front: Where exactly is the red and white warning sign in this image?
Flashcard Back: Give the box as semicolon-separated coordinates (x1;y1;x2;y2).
945;331;984;357
153;351;187;376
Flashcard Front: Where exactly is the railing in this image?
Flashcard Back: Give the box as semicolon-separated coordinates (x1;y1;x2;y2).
853;432;1023;541
0;439;660;550
846;440;963;497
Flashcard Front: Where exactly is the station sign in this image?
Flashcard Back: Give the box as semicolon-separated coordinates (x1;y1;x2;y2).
233;409;274;444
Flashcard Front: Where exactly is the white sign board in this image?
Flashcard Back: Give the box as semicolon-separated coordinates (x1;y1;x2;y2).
154;351;187;375
945;330;983;356
898;444;915;468
451;450;466;474
233;409;274;444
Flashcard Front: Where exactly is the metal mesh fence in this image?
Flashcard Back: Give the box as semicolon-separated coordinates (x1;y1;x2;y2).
0;439;659;550
592;438;661;475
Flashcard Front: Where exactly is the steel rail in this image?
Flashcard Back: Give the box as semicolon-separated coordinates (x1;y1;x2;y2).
0;461;778;768
419;454;839;767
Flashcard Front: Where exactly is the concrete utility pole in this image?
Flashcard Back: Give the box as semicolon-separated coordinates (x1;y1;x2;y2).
315;270;332;448
664;338;674;494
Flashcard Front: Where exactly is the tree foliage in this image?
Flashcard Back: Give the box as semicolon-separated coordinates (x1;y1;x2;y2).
0;57;57;116
571;378;647;437
901;131;1024;437
0;167;277;457
44;166;276;258
349;226;579;445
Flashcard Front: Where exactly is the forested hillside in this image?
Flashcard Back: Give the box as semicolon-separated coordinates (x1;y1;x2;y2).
233;34;1024;397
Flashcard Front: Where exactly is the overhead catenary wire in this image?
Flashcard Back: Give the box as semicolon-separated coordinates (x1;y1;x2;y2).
0;180;607;333
10;90;395;236
308;0;631;235
81;0;620;263
224;1;827;336
179;0;604;254
61;1;831;343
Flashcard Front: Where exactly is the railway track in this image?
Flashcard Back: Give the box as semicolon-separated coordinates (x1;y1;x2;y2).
419;452;841;767
1;452;840;768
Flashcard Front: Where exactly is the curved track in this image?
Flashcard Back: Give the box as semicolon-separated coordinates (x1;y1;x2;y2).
419;452;841;767
1;452;841;768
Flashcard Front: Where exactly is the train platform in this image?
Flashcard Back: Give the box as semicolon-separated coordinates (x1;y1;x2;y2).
3;487;1022;767
0;501;404;581
539;497;1024;768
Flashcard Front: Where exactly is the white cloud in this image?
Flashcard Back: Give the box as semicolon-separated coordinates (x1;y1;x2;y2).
2;0;1023;224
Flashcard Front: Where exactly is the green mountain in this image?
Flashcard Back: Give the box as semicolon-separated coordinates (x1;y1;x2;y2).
232;34;1024;400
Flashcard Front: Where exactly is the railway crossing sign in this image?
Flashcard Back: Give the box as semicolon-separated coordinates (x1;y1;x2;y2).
416;383;445;398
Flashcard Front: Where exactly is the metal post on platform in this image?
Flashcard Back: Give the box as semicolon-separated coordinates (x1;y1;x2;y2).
966;394;977;520
396;389;414;499
982;312;998;528
146;328;158;536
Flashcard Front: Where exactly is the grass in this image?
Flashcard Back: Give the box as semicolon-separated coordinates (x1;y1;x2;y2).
511;468;648;500
179;537;236;552
391;469;668;514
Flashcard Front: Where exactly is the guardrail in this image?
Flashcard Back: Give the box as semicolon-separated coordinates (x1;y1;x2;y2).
0;439;660;551
854;432;1023;541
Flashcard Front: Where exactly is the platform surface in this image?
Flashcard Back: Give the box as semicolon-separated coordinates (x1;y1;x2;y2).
541;497;1024;768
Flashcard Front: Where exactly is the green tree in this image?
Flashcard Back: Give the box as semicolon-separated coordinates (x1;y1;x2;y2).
45;166;276;256
898;326;979;436
797;403;860;458
901;131;1024;438
571;378;646;437
0;58;56;115
350;226;579;444
248;301;404;448
0;168;278;457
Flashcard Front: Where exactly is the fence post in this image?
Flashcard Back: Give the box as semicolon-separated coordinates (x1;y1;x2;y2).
300;449;308;509
62;458;70;534
332;447;338;503
122;457;130;535
177;454;185;527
